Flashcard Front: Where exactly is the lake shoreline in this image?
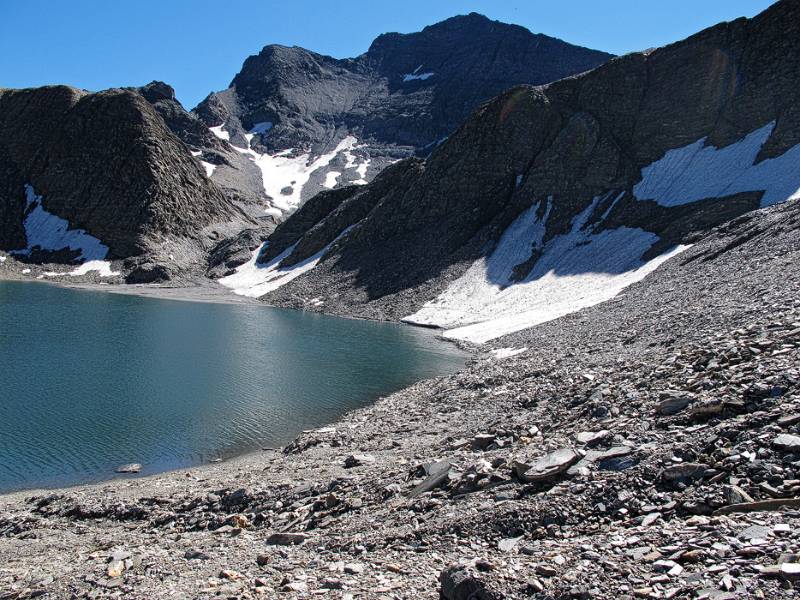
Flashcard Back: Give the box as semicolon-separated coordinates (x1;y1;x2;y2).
0;280;470;495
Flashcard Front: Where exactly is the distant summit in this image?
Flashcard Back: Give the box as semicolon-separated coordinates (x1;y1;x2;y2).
192;14;612;214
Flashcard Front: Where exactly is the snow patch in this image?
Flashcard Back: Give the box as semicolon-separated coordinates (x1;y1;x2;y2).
634;122;800;208
405;197;688;343
69;260;118;277
0;255;6;262
403;66;435;82
209;124;230;141
12;185;110;263
40;261;119;278
200;161;216;177
220;227;353;298
354;158;370;184
232;134;359;211
323;171;341;189
343;147;370;185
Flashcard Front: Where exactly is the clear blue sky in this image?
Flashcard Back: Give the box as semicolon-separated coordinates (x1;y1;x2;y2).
0;0;776;110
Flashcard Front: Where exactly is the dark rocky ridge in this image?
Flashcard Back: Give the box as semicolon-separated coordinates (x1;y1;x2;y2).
135;81;275;221
0;85;261;281
193;13;612;208
259;0;800;321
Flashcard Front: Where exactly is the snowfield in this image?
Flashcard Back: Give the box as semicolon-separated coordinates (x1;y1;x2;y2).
208;124;230;141
634;121;800;208
14;185;107;261
231;130;359;212
219;227;354;298
11;185;118;277
405;197;687;343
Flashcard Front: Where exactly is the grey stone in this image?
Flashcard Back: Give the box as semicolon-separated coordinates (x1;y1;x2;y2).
514;448;582;482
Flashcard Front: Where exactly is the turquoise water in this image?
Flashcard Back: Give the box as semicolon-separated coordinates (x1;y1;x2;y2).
0;282;466;492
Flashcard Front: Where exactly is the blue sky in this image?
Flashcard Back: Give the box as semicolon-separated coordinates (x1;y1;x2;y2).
0;0;776;109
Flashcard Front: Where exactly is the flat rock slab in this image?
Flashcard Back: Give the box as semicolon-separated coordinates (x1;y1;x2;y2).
514;448;582;482
266;532;309;546
655;394;694;415
660;463;709;486
773;434;800;452
410;465;451;497
574;430;612;447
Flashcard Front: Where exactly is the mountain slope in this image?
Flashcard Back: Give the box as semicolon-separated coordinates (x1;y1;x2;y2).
3;195;800;599
222;0;800;341
0;85;254;282
193;13;612;215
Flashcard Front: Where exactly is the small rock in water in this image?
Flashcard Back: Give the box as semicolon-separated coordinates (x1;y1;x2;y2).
115;463;141;474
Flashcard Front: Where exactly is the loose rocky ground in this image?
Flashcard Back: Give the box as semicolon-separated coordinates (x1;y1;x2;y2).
1;201;799;600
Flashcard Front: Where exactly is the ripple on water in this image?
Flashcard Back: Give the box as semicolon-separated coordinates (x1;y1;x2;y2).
0;281;467;492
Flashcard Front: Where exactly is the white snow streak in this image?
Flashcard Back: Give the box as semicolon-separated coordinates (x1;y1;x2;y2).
232;132;359;212
324;171;341;189
405;197;687;343
13;185;111;264
219;227;353;298
209;124;230;141
403;65;435;82
201;161;216;177
634;122;800;208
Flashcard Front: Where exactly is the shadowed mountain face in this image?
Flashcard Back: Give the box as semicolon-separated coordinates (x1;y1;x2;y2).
238;0;800;341
192;13;613;214
0;85;254;281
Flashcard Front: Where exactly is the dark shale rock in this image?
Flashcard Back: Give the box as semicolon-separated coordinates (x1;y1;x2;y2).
0;85;253;266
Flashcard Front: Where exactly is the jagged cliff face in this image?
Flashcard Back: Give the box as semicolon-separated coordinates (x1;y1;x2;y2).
0;85;254;280
193;13;612;215
222;0;800;342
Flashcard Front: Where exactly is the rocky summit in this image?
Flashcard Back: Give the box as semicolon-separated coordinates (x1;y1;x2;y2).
2;1;800;599
193;13;612;214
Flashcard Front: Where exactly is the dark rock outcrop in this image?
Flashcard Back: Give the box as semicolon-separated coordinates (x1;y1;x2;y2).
136;81;272;218
0;85;254;272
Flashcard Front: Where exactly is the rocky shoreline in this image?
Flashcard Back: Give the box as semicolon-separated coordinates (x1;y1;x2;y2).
1;201;800;599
